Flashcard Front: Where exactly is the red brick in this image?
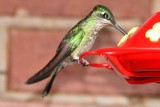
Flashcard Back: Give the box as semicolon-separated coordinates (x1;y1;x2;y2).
8;28;160;95
0;0;151;19
8;29;66;92
0;100;82;107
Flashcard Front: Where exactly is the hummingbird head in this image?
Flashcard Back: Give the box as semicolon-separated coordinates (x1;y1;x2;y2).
92;5;127;35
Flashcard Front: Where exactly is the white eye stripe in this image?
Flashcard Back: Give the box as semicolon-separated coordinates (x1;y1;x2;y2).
101;12;105;15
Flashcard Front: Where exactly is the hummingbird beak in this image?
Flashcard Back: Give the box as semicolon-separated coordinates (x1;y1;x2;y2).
114;23;127;35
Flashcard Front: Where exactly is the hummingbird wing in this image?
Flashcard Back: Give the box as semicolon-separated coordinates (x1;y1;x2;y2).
26;26;85;84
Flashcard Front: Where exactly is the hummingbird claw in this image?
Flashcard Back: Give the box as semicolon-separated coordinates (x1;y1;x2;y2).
81;62;88;66
79;58;89;66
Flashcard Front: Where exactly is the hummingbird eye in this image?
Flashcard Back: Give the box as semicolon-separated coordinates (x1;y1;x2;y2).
101;12;109;20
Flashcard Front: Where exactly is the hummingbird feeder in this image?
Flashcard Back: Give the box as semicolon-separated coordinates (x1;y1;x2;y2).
79;12;160;84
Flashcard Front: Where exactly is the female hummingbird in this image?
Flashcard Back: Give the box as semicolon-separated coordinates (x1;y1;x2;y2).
26;5;127;97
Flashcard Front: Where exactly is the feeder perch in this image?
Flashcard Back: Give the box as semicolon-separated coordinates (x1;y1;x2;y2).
79;12;160;84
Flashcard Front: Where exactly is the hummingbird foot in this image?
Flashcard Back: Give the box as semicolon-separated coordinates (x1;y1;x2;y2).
79;58;89;66
72;55;89;66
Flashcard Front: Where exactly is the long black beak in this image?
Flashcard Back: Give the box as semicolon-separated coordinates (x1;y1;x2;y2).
114;23;127;35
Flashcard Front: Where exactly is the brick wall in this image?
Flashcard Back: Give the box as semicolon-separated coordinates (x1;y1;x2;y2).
0;0;160;107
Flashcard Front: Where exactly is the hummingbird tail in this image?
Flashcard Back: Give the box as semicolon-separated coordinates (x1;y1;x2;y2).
42;66;59;98
25;57;59;84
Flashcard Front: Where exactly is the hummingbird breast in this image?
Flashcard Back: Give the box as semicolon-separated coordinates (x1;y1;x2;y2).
72;30;99;58
71;19;105;59
81;31;98;51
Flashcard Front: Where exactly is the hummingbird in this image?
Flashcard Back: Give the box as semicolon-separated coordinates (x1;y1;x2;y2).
26;5;127;97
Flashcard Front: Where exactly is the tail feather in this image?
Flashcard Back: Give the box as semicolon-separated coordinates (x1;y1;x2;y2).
26;68;52;84
26;57;58;84
26;48;71;84
42;67;59;98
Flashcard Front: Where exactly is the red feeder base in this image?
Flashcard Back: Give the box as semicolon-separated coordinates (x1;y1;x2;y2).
79;12;160;84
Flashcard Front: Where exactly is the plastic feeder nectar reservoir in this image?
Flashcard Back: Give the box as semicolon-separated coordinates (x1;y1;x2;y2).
79;12;160;84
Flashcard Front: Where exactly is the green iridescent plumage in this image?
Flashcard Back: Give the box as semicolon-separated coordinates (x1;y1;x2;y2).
26;5;126;97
